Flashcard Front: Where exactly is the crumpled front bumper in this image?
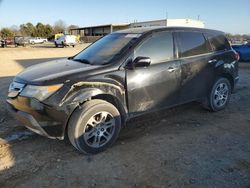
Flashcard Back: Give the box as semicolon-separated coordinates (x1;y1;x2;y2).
7;103;54;139
6;96;67;140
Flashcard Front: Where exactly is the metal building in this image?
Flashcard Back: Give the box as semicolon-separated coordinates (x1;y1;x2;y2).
70;23;130;42
70;19;204;42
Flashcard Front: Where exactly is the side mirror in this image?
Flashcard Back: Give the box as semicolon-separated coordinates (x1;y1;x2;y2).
133;56;151;68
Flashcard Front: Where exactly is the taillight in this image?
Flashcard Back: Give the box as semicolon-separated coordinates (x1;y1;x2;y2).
233;50;240;61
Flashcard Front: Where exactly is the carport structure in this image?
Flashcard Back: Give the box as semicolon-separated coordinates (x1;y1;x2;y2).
70;23;130;42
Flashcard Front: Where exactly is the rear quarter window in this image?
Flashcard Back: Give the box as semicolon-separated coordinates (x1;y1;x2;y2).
205;33;231;52
176;32;210;58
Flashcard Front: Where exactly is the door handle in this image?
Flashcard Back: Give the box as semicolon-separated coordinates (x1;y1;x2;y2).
208;59;217;64
168;67;177;73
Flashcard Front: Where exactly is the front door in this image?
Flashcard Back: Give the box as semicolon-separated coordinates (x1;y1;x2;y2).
125;31;181;114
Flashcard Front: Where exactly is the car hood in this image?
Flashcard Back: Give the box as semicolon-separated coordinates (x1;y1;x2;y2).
15;58;100;84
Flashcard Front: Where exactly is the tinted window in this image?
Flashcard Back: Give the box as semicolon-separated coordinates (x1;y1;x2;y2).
73;33;139;65
134;32;174;64
206;33;231;52
177;32;209;57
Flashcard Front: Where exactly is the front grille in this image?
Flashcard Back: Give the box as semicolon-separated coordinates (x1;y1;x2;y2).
8;82;25;98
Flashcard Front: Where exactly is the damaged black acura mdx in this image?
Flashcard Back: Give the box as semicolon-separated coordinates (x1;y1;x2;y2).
7;27;239;154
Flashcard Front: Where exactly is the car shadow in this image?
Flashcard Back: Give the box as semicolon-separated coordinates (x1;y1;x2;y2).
118;101;205;143
28;43;56;48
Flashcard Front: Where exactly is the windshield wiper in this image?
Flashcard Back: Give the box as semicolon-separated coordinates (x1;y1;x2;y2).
73;58;92;65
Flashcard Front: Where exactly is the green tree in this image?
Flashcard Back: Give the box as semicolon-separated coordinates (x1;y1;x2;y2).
35;22;46;37
20;22;35;36
19;22;54;38
44;24;53;38
0;28;14;38
34;23;53;38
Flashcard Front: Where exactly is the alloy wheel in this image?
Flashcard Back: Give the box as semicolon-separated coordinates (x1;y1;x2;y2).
83;111;115;148
213;83;229;108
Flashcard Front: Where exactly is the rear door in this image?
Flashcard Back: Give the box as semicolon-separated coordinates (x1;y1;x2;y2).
126;31;181;114
175;31;215;102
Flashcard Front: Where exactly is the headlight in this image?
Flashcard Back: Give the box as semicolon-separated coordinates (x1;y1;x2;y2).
20;84;63;101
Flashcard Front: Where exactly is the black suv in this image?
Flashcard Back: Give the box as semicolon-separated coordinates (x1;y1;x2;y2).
7;27;239;154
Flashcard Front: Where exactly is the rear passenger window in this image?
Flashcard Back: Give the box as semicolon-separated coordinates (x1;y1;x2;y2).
176;32;209;58
134;32;174;64
205;33;230;52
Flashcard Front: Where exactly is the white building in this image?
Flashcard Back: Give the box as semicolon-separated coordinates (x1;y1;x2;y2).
131;19;205;28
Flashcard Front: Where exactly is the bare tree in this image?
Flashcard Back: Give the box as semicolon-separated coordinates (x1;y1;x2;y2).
10;25;21;36
53;20;66;34
67;25;79;32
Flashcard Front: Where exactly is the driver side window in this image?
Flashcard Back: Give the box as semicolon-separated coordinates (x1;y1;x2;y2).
134;32;174;64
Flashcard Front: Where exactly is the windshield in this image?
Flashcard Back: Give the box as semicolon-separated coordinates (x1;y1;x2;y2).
73;33;140;65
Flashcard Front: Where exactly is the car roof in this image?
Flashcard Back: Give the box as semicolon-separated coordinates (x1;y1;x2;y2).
115;26;224;35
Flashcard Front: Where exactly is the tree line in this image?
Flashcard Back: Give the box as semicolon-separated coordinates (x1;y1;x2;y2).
0;20;79;39
1;21;249;42
225;33;250;43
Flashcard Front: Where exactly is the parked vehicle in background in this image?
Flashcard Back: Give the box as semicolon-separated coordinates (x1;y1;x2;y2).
54;33;64;40
54;35;77;47
1;39;6;48
14;36;30;47
7;27;239;154
29;37;47;44
232;42;250;61
0;38;14;48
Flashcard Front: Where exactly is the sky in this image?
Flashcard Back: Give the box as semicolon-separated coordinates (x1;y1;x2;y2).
0;0;249;34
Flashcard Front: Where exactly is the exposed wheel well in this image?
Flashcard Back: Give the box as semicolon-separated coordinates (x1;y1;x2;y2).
92;94;127;125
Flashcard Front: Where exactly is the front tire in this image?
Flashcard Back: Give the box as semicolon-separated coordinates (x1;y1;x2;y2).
68;100;121;154
203;77;231;112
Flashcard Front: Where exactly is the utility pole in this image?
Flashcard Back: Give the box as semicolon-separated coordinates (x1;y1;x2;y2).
166;10;168;27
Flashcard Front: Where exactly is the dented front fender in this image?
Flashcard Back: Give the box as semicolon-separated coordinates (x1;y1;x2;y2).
59;81;125;106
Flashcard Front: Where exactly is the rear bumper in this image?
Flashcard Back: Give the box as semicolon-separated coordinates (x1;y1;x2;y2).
234;76;239;85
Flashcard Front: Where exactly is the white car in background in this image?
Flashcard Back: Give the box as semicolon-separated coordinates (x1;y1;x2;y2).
54;35;77;47
29;37;47;44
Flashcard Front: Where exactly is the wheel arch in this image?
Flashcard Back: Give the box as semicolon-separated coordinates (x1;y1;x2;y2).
217;73;235;91
62;92;127;140
92;94;127;124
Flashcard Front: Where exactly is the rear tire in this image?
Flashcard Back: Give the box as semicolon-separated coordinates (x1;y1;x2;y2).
202;77;231;112
67;100;121;154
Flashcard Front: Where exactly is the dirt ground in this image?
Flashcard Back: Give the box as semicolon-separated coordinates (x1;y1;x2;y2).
0;44;250;188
